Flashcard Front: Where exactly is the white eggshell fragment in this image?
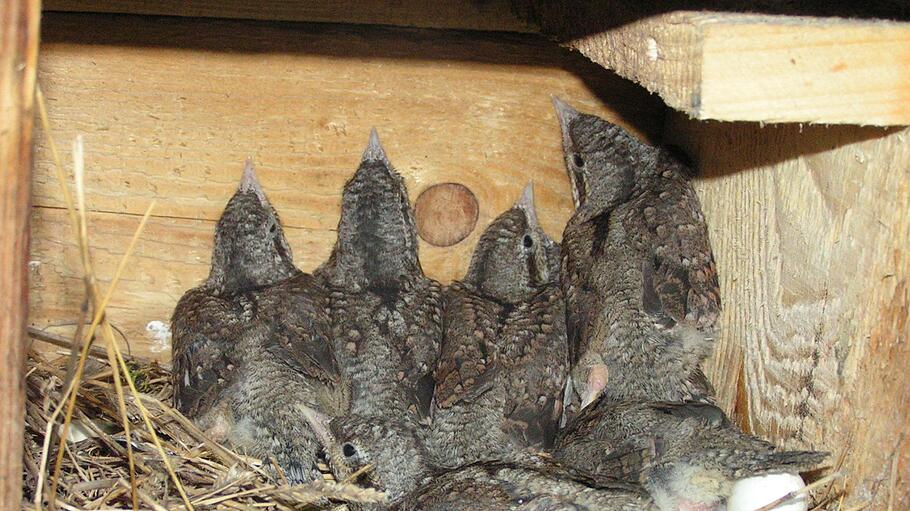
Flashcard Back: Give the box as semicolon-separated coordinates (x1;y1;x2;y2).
727;473;807;511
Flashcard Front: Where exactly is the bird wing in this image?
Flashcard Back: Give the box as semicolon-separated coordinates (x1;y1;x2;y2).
554;398;667;485
560;219;601;366
623;176;721;333
170;287;243;418
433;284;501;409
260;273;340;385
499;285;569;449
646;401;728;427
399;465;513;511
401;279;445;417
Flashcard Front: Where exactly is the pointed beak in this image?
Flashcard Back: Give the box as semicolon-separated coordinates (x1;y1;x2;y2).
238;158;269;205
298;405;352;480
551;97;585;209
580;364;609;409
361;127;391;165
551;95;579;141
516;182;551;283
239;157;260;191
514;182;540;229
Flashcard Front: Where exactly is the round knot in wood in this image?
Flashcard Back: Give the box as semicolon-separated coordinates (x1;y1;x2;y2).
414;183;479;247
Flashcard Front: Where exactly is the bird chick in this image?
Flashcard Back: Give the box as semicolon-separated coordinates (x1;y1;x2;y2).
331;415;655;511
171;160;345;483
397;461;657;511
332;414;436;506
429;183;568;469
316;129;443;424
554;400;827;511
552;97;721;409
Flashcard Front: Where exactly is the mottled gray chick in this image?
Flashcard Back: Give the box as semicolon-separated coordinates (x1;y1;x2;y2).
316;129;443;424
429;183;568;469
554;400;827;511
331;415;655;511
552;97;721;409
397;462;657;511
171;160;345;483
332;414;437;505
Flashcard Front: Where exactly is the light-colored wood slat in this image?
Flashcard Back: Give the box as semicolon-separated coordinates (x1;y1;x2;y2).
30;12;665;363
696;16;910;124
522;6;910;125
0;0;40;507
29;207;333;361
668;114;910;509
43;0;534;32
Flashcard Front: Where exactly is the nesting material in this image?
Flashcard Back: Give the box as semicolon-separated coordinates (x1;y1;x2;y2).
23;347;384;510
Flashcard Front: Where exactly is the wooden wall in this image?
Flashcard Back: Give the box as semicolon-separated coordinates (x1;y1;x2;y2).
29;13;663;360
668;116;910;509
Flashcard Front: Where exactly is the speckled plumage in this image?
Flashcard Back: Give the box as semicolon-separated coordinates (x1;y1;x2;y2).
554;400;827;510
171;161;345;483
316;129;443;424
397;462;657;511
332;415;436;505
429;184;568;468
552;97;721;409
331;415;655;510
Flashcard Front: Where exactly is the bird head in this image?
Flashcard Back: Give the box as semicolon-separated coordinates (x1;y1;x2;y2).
464;183;560;303
325;129;422;291
552;97;659;221
208;159;296;294
328;415;433;503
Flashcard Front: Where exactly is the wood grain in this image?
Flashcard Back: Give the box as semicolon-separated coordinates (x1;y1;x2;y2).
0;0;40;507
43;0;533;32
518;3;910;125
414;183;479;247
31;13;664;362
667;114;910;509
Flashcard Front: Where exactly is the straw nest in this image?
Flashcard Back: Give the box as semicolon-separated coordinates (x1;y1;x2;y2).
23;341;384;511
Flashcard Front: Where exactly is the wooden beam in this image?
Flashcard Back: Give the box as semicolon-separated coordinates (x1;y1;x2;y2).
521;4;910;125
667;114;910;508
43;0;534;32
0;0;40;507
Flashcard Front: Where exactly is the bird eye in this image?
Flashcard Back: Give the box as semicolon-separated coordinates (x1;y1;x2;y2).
268;223;277;233
342;443;357;457
523;235;533;248
573;154;585;167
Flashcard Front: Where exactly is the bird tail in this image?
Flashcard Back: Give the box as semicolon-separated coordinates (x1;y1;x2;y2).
742;449;829;476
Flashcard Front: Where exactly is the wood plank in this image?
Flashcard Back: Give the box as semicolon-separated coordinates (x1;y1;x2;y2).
518;4;910;125
0;0;40;507
28;207;334;361
30;12;665;363
667;114;910;508
43;0;533;32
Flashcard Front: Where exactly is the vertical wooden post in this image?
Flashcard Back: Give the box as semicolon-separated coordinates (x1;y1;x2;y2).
0;0;40;507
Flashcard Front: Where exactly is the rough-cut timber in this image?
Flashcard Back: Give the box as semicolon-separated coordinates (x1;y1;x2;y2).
667;115;910;509
43;0;533;32
519;2;910;125
30;13;664;362
0;0;40;507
